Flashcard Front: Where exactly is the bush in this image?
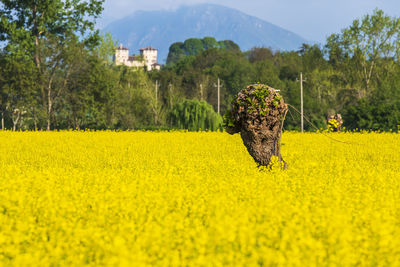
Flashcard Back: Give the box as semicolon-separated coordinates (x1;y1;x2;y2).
343;98;400;132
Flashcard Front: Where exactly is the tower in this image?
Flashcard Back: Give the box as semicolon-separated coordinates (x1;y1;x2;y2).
140;47;158;71
114;44;129;65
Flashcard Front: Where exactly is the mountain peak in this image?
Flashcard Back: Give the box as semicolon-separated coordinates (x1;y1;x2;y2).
103;4;308;63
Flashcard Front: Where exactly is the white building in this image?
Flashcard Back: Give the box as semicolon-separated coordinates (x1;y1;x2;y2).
140;47;161;71
114;44;161;71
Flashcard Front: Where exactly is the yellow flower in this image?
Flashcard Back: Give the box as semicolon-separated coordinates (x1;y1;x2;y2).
0;131;399;266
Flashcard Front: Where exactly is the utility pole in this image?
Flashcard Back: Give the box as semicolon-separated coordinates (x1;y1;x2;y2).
217;78;220;115
300;72;304;133
155;80;159;124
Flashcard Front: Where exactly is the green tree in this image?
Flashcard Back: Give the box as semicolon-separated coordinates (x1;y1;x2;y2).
166;42;185;65
0;48;41;130
202;37;218;50
96;33;118;64
118;69;154;129
326;9;400;97
168;99;222;131
218;40;240;51
183;38;204;56
0;0;104;130
246;47;274;63
167;38;241;66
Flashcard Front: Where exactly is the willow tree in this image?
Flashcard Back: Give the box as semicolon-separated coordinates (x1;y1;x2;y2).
168;99;222;131
0;0;104;130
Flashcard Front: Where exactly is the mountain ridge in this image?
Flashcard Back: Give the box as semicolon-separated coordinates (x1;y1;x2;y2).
102;4;309;63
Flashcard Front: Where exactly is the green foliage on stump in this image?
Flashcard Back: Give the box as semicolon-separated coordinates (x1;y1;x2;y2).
223;84;286;133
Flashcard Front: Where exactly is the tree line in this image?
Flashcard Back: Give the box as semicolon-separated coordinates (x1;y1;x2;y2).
153;9;400;132
1;2;399;132
0;0;159;130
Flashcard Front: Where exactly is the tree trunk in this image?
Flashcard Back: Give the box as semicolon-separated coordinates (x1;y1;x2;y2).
46;117;51;131
12;112;20;131
238;113;287;168
1;112;4;131
74;116;80;130
46;73;55;131
34;117;38;131
19;116;24;130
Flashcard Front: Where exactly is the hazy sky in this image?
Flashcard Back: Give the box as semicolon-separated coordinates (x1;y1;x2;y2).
99;0;400;43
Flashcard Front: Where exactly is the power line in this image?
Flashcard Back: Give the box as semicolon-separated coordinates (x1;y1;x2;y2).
286;104;360;145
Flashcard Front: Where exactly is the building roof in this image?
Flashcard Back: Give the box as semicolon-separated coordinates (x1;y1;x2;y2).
116;44;129;50
140;46;157;51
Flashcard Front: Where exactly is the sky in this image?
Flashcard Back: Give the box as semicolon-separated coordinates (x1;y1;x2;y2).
99;0;400;43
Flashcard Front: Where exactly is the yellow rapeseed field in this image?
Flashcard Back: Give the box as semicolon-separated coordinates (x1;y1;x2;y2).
0;131;399;266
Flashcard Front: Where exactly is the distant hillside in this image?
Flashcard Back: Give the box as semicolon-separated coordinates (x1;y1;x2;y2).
102;4;309;64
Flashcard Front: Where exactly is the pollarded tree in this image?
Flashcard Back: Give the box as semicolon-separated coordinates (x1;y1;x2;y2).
224;84;288;167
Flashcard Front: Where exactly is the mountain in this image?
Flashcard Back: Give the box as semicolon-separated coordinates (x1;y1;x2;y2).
102;4;309;64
